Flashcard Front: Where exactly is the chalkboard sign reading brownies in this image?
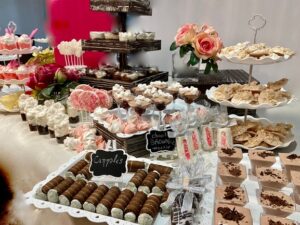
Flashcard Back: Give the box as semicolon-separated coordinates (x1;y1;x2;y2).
90;150;128;177
146;129;176;153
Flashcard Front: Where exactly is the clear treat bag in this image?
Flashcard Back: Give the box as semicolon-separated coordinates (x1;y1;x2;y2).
164;155;212;225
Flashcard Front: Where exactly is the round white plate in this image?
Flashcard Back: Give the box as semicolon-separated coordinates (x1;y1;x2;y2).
206;86;295;110
218;53;293;65
229;114;295;151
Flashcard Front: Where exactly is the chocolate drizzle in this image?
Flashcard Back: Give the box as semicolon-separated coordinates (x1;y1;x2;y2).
217;207;245;224
260;169;282;180
224;186;239;200
222;148;236;156
287;154;300;160
261;193;293;208
258;151;275;158
225;163;241;177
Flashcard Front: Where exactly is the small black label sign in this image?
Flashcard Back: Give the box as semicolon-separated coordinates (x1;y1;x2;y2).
90;150;128;177
146;129;176;153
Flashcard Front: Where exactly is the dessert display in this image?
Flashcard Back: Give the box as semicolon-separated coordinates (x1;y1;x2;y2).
231;119;293;149
215;184;248;206
218;162;247;184
248;149;276;174
209;79;292;108
256;168;288;190
260;214;297;225
214;203;253;225
279;153;300;181
217;147;243;163
0;63;35;83
31;151;174;225
219;42;294;62
259;190;295;216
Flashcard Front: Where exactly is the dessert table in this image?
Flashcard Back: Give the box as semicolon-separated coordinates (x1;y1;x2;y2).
0;113;298;225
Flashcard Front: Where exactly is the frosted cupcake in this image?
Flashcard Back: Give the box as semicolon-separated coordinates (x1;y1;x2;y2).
179;86;200;104
16;65;30;80
129;95;152;116
166;82;183;99
67;99;79;123
36;106;49;135
26;107;39;131
1;34;18;50
54;114;70;144
17;34;32;49
18;94;31;121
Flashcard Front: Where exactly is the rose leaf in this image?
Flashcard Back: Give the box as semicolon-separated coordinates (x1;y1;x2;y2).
170;42;178;51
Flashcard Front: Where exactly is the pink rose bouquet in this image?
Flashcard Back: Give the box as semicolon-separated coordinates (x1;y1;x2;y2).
170;23;223;74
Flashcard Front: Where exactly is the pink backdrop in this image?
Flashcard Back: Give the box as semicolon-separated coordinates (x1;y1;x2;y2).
46;0;115;68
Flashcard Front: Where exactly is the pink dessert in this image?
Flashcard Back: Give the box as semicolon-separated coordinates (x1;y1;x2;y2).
3;68;17;80
16;65;30;80
17;34;32;49
1;34;18;50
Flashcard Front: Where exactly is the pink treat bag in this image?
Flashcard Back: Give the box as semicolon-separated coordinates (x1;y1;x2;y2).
46;0;116;68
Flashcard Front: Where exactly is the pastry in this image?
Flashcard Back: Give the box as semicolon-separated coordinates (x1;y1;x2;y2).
259;190;295;217
160;191;170;215
83;184;109;212
152;174;169;194
214;203;253;225
127;160;146;173
215;184;248;206
71;182;98;209
218;162;247;184
59;179;86;206
35;176;64;200
256;168;288;190
96;186;121;215
279;153;300;181
76;164;92;180
148;164;172;175
111;189;134;219
65;159;88;179
248;149;276;174
218;147;243;163
126;170;148;193
138;171;160;194
47;177;74;203
138;195;162;225
124;192;148;222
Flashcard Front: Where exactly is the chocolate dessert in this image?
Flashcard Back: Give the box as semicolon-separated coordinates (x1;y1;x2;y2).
257;168;288;190
218;162;247;184
215;184;248;206
279;153;300;181
218;147;243;163
248;150;276;175
260;214;296;225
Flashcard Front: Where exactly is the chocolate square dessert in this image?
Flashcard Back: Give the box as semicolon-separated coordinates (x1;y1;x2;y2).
279;153;300;181
291;170;300;193
259;190;295;217
248;150;276;174
218;147;243;163
214;203;253;225
260;214;297;225
218;162;247;184
215;184;248;206
256;168;288;190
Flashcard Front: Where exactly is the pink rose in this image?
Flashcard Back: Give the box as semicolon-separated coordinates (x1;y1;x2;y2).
175;24;198;46
193;32;223;60
200;24;219;36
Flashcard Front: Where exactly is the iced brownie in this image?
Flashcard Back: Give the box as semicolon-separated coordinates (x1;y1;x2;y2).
215;184;248;206
259;190;295;216
279;153;300;181
257;168;288;190
218;162;247;184
218;147;243;163
260;214;297;225
214;203;253;225
248;150;276;174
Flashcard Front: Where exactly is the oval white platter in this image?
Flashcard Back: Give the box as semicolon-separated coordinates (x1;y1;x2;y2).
206;86;295;110
229;114;295;151
218;53;293;65
0;46;42;55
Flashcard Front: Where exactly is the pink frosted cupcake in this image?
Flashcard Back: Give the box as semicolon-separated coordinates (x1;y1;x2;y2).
16;65;30;80
3;68;17;80
17;34;32;49
1;34;18;50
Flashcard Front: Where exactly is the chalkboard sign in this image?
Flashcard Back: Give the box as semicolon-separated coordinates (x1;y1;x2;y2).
146;129;176;153
90;150;128;177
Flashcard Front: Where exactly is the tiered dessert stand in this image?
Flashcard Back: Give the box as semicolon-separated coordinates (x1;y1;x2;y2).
206;15;295;151
80;0;168;90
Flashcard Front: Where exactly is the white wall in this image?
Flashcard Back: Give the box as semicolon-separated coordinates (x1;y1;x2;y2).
129;0;300;147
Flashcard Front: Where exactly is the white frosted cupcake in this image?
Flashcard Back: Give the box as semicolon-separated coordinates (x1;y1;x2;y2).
17;34;32;49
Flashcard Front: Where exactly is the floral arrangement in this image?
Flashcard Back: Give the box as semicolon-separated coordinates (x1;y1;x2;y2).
26;63;83;101
170;24;223;74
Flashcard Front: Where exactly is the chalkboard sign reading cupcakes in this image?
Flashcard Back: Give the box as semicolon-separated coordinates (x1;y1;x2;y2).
90;150;128;177
146;129;176;153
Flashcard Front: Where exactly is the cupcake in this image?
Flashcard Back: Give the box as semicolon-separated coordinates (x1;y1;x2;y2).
150;81;168;90
132;84;149;95
129;95;152;116
16;65;30;80
3;67;17;80
18;94;31;121
17;34;32;49
36;106;49;135
26;107;39;131
1;34;18;50
24;98;38;125
152;90;173;111
166;82;183;99
47;105;66;138
67;99;79;123
143;87;158;99
54;114;70;144
179;86;200;104
119;90;134;110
